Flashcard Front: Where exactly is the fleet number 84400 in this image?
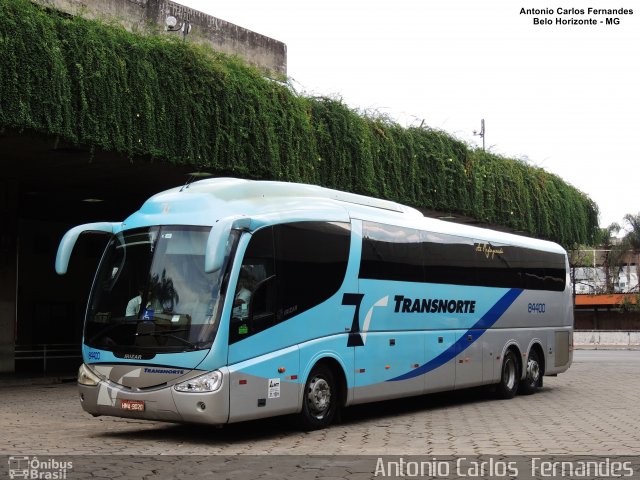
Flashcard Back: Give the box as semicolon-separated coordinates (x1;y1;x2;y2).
528;303;546;314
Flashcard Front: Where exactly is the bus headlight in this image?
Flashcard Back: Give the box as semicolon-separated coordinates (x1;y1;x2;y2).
174;370;223;393
78;363;101;386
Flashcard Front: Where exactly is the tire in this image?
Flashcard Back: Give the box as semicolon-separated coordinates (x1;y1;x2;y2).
519;348;542;395
496;349;519;399
297;364;338;430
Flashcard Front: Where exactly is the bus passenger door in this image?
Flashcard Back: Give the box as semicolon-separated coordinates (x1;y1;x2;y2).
227;226;300;422
454;329;484;389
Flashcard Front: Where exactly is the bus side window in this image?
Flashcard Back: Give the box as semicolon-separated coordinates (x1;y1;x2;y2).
274;221;350;321
229;227;277;343
229;222;351;344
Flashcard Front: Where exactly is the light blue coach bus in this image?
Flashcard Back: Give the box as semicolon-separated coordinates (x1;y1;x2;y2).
56;178;573;429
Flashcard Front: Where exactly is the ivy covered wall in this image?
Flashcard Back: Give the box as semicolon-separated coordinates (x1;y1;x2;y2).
0;0;599;246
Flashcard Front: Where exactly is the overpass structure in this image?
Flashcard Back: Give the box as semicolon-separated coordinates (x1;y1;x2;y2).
0;0;599;373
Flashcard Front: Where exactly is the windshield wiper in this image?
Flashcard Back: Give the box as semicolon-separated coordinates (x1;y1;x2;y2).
135;329;198;349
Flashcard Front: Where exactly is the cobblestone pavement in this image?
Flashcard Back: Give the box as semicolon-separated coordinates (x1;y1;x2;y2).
0;351;639;478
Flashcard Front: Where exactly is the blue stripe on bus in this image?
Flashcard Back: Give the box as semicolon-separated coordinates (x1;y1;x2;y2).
387;288;523;382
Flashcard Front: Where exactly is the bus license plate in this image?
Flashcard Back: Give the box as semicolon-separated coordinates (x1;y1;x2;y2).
120;399;145;412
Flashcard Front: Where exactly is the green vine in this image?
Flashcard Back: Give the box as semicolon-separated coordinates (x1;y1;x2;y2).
0;0;599;246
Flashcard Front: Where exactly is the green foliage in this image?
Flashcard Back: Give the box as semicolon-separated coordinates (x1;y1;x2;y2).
619;294;640;313
568;248;595;268
622;213;640;251
0;0;599;246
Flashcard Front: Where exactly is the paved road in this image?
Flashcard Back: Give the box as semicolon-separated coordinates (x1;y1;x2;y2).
1;351;639;478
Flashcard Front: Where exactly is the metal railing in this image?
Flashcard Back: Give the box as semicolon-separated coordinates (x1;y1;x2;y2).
15;344;82;373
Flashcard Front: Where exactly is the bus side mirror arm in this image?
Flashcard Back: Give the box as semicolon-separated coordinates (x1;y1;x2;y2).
55;222;120;275
204;216;251;274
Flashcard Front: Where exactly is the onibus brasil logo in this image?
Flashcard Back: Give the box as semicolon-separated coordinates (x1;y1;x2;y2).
8;456;73;479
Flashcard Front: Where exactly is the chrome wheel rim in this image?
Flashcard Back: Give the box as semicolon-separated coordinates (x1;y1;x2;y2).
527;358;540;383
504;358;516;390
307;376;331;419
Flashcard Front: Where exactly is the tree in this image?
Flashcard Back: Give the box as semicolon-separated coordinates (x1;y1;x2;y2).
619;213;640;293
570;223;624;294
622;213;640;251
598;223;624;293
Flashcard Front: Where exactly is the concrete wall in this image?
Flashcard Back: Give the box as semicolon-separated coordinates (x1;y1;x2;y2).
574;331;640;348
37;0;287;75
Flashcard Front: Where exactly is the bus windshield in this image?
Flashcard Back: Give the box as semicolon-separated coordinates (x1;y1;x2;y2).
85;226;236;354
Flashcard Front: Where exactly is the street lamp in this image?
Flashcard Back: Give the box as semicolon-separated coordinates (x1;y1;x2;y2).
165;15;192;41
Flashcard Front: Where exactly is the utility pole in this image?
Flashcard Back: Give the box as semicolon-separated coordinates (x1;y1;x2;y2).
473;119;485;151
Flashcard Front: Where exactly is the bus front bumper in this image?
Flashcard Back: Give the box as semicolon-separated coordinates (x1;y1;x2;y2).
77;369;230;425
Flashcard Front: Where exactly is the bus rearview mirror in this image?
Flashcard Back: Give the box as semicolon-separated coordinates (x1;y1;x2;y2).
55;222;120;275
205;216;251;274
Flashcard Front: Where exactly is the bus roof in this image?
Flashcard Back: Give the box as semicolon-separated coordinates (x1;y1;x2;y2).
184;177;423;216
124;177;565;255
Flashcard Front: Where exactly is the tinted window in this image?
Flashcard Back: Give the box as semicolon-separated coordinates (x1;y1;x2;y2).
275;222;351;320
359;221;566;291
230;221;351;344
422;232;478;286
360;223;423;282
229;227;277;343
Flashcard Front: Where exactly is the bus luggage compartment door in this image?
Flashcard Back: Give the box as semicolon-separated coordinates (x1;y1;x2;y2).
454;329;484;389
353;331;424;403
227;346;300;423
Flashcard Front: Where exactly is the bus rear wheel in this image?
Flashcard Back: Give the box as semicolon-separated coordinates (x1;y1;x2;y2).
519;348;542;395
496;349;519;399
298;364;338;430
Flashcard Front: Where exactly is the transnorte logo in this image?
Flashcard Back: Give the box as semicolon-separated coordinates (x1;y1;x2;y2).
343;293;477;347
143;368;185;375
393;295;476;314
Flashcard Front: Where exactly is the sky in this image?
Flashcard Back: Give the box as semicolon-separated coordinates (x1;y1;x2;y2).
179;0;639;232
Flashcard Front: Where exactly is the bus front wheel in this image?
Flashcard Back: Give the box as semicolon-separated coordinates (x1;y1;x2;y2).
496;349;519;399
298;364;338;430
